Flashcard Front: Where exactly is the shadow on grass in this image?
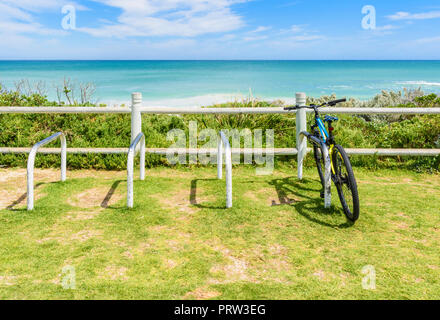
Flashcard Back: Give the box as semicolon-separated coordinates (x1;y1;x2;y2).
101;180;124;209
269;176;353;229
7;182;45;211
190;179;226;209
8;179;126;213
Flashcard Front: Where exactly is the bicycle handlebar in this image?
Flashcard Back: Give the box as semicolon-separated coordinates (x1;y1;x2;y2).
327;98;347;106
284;98;346;111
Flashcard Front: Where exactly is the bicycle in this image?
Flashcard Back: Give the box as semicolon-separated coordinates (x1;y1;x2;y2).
284;99;360;222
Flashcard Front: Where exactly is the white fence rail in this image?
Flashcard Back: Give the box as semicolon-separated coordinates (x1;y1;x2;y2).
27;132;66;211
1;106;440;115
2;147;439;157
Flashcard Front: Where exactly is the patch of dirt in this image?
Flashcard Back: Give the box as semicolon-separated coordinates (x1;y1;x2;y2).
0;189;25;210
164;259;178;269
244;187;298;207
204;240;294;285
122;251;134;259
166;232;191;251
268;244;288;255
122;242;152;259
70;230;102;242
392;221;410;230
0;188;47;210
37;228;102;245
147;170;197;179
0;169;127;210
184;286;221;300
209;245;255;284
0;168;63;184
68;170;125;180
134;242;152;254
396;212;408;218
0;169;26;183
340;273;349;287
248;244;292;281
99;266;128;281
243;191;259;202
312;270;326;280
0;170;49;209
67;187;123;209
0;275;16;286
152;189;197;215
64;211;100;221
153;187;215;216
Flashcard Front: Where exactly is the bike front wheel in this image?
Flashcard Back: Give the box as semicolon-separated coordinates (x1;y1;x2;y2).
332;145;360;222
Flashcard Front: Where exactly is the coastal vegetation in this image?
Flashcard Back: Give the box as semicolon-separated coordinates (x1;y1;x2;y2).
0;81;439;171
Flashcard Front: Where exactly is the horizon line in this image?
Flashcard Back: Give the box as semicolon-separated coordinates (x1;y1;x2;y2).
1;59;440;62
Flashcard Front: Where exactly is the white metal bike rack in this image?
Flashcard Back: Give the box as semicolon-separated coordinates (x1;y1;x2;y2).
299;133;332;209
217;131;233;208
127;132;145;208
27;132;66;211
320;143;332;209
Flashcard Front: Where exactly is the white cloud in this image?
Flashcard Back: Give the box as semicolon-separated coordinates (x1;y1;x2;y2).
374;25;398;31
278;25;307;35
416;36;440;43
0;21;67;36
0;1;73;37
1;0;89;12
0;3;33;22
145;38;197;49
290;35;323;41
249;26;271;33
290;25;303;33
368;24;399;36
243;35;268;41
387;10;440;21
79;0;247;37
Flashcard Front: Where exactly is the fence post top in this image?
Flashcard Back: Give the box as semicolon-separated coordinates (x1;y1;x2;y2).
131;92;142;105
295;92;306;103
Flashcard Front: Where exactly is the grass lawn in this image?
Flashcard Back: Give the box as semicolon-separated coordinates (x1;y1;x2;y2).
0;165;439;300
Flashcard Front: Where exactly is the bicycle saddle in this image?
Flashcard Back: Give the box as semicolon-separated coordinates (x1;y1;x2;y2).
324;115;339;122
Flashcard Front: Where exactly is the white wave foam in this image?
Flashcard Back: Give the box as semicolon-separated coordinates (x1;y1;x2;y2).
99;93;296;108
396;81;440;87
325;85;352;89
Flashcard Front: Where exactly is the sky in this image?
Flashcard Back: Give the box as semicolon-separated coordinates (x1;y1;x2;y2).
1;0;440;59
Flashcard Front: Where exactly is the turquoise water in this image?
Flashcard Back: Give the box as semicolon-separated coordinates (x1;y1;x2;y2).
0;60;439;106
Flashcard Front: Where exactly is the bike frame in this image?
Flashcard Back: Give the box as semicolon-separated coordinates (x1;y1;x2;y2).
311;110;338;175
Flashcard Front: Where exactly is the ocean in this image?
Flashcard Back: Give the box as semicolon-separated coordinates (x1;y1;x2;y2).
0;60;439;107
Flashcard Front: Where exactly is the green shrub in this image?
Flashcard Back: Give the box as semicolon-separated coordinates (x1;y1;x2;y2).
1;86;439;171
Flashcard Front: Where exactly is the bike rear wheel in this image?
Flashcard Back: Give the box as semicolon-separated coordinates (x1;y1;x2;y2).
332;145;360;222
